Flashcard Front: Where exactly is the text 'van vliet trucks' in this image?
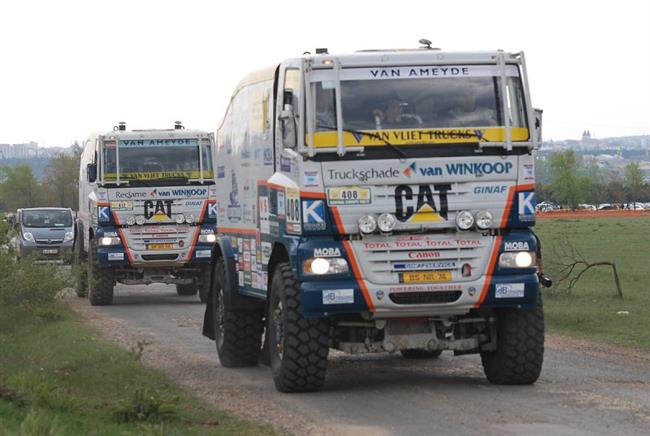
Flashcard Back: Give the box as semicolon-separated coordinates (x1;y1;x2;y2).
76;122;217;305
202;43;546;392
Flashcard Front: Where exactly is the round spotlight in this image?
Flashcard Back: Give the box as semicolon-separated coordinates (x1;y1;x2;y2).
377;213;397;233
475;210;493;230
311;258;331;275
515;251;533;268
135;216;146;225
175;214;185;224
358;215;377;234
186;214;195;224
455;210;474;230
126;216;136;226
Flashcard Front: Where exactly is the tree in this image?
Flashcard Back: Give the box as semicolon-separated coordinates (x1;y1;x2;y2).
41;144;82;210
623;161;645;204
548;150;591;209
0;165;43;211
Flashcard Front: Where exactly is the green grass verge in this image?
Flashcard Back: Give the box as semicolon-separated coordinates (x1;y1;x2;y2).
536;216;650;351
0;303;274;435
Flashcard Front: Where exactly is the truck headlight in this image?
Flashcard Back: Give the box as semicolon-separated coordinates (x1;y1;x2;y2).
498;251;536;268
455;210;474;230
99;236;121;246
474;210;493;230
303;257;349;275
198;233;217;243
23;232;35;243
358;215;377;234
63;231;74;242
377;213;397;232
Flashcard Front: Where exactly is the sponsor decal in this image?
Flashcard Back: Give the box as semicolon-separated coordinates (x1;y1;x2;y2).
326;187;371;206
518;192;536;221
238;271;244;287
208;202;217;217
108;252;125;261
103;231;119;237
302;200;325;231
264;148;273;166
393;260;457;271
277;191;285;217
445;162;513;176
280;155;292;172
327;167;400;183
314;247;341;257
303;171;320;187
504;241;530;251
285;188;301;234
144;200;173;220
228;170;241;222
322;289;354;305
388;284;462;293
115;191;147;200
261;242;271;264
403;162;417;177
97;191;108;201
259;196;270;234
495;283;525;299
524;164;534;180
217;165;225;178
98;206;110;221
119;138;198;147
407;251;441;259
473;185;507;195
148;188;208;198
196;250;211;258
394;184;450;223
185;200;204;207
364;238;482;250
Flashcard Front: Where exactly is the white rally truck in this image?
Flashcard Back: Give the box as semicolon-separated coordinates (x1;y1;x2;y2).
202;44;547;392
76;122;217;305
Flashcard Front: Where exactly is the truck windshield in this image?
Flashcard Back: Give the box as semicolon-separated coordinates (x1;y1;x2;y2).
310;65;528;147
22;210;72;228
102;138;213;182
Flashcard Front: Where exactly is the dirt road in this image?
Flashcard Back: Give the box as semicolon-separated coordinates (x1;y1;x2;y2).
69;284;650;436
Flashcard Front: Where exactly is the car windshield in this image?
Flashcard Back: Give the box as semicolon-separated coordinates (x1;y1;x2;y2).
22;210;72;228
102;138;213;182
310;64;528;147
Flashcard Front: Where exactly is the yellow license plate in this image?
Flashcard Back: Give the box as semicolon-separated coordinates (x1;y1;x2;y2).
401;270;452;284
147;243;175;250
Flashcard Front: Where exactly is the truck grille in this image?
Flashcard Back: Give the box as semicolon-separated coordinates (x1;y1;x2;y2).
141;254;179;261
389;291;462;305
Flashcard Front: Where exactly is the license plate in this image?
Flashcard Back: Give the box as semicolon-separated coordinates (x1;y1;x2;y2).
326;187;371;205
42;249;58;255
401;270;452;284
147;243;175;250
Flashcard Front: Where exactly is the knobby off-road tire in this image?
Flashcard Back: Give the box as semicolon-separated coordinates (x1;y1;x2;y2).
400;349;443;359
212;258;263;367
176;283;198;296
480;296;544;385
198;266;210;304
73;237;88;298
268;263;329;393
87;241;114;306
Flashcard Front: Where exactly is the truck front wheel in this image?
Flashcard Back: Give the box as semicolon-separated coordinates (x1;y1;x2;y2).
212;258;263;367
87;241;114;306
480;297;544;385
268;263;329;393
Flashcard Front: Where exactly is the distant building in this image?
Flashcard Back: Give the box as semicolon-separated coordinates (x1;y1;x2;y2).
0;141;39;159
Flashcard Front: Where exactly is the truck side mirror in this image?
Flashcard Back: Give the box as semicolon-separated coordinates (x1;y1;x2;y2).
87;163;97;183
533;108;543;145
279;104;297;149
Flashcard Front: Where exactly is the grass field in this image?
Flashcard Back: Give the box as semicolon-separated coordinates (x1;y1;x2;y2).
0;303;273;436
535;215;650;351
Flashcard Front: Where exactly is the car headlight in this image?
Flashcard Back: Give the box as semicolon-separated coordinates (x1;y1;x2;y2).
63;231;74;242
474;210;493;230
23;232;35;243
455;210;474;230
377;213;397;233
358;215;377;234
498;251;536;268
198;233;217;243
99;236;121;246
303;257;349;275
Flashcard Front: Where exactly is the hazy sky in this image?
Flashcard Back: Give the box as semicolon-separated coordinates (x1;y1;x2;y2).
1;0;648;147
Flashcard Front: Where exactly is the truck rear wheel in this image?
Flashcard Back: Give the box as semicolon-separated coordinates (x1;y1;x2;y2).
400;349;443;359
212;258;263;367
73;236;87;298
176;283;198;296
87;241;114;306
480;296;544;385
268;263;329;393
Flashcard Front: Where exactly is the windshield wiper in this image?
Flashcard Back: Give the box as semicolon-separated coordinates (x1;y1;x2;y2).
318;125;407;161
